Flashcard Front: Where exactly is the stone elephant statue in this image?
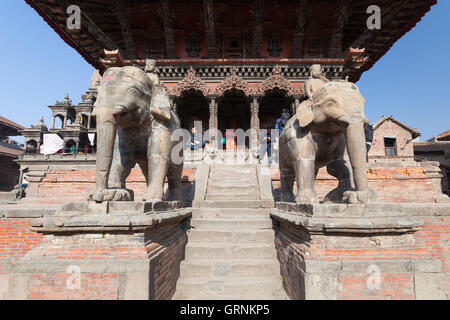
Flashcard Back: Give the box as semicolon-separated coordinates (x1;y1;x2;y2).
88;66;183;202
279;81;371;204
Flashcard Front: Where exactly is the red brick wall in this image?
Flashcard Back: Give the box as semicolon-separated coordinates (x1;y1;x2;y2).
147;222;189;300
2;219;189;300
23;164;441;204
26;168;196;204
28;273;119;300
416;216;450;275
338;273;415;300
271;166;436;203
0;219;43;274
0;218;43;299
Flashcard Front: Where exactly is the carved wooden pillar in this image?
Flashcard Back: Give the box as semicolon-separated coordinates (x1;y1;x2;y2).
292;0;309;57
161;0;177;58
251;0;264;58
203;0;217;58
250;95;260;150
328;0;352;58
208;95;218;146
291;94;302;115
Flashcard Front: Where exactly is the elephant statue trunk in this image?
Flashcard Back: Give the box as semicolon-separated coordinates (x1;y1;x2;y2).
94;109;118;192
344;121;369;203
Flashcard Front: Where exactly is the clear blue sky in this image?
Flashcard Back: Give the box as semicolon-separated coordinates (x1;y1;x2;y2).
0;1;448;140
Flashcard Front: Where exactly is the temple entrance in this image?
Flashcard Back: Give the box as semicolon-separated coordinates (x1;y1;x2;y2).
176;90;209;133
259;89;292;131
218;90;250;149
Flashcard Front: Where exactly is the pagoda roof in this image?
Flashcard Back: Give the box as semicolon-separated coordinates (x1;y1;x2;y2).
24;0;436;82
0;141;23;158
0;116;25;137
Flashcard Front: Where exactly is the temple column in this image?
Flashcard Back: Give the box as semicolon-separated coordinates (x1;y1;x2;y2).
208;95;218;147
51;116;55;129
63;115;67;129
87;114;92;129
250;95;260;151
291;94;302;115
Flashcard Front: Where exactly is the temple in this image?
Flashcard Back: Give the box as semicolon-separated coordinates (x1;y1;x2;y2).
22;0;436;138
1;0;449;301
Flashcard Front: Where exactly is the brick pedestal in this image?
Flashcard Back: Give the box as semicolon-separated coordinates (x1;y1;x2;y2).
272;203;449;300
2;201;191;300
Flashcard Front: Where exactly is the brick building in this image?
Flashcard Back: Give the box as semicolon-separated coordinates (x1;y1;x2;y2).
0;116;24;192
369;116;420;159
414;131;450;196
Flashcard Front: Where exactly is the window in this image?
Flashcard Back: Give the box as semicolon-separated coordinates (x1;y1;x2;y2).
384;137;397;156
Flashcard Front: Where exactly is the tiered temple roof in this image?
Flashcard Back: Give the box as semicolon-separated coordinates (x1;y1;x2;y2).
25;0;436;82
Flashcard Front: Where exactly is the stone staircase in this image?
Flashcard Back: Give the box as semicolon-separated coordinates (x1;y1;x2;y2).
173;164;288;300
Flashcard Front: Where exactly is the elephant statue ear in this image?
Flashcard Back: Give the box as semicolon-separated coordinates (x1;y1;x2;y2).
297;100;314;128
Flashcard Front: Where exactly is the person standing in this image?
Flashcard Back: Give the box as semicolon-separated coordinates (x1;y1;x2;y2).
260;125;272;164
275;109;291;134
188;127;205;150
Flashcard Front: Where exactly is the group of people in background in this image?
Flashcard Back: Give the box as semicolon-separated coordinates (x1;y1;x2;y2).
186;104;374;165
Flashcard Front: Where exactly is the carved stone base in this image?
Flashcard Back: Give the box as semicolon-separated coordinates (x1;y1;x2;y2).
272;202;423;234
31;200;189;233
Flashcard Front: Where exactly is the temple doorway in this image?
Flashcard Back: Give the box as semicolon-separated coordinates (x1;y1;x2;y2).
176;90;209;134
259;89;292;131
218;90;250;149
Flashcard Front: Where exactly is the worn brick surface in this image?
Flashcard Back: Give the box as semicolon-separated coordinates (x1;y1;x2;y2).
274;212;449;300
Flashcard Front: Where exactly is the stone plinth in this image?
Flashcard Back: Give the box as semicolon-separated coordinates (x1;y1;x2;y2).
3;201;191;300
271;202;449;300
272;202;423;235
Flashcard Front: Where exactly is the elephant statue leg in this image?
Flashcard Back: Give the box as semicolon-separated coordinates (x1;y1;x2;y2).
293;158;318;203
142;128;171;201
89;131;136;202
324;159;352;203
280;152;295;202
166;162;183;201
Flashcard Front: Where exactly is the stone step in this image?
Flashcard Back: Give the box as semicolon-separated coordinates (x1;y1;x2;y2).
0;192;14;202
188;229;274;243
173;293;284;300
207;180;257;188
210;170;255;176
205;193;260;201
208;175;258;186
179;259;280;278
190;218;272;229
192;208;271;219
173;277;284;300
185;243;277;260
211;167;255;173
207;185;259;193
196;200;262;208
